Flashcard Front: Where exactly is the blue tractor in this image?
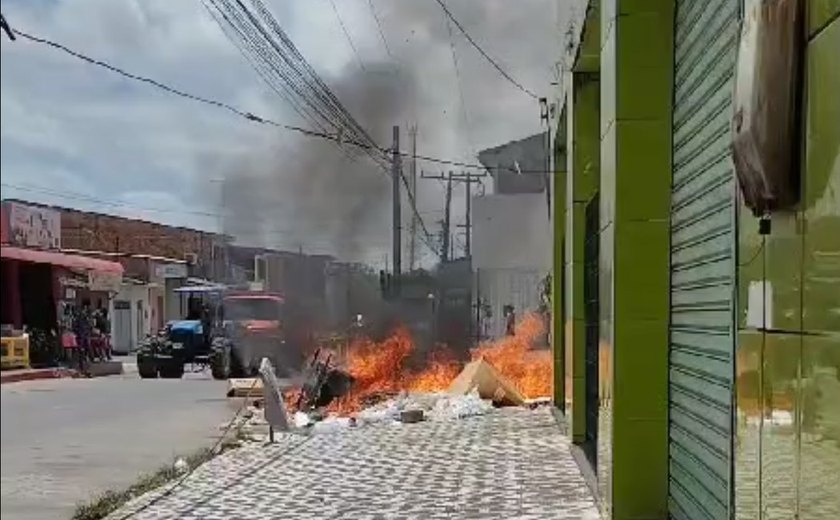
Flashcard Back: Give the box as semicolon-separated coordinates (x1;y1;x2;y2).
136;285;222;379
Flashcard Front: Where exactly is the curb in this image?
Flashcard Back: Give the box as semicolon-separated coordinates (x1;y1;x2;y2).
0;362;124;384
0;367;79;385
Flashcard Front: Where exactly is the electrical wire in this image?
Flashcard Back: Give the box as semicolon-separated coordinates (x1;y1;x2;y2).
5;22;543;259
443;13;476;160
433;0;539;99
367;0;393;60
329;0;366;72
8;25;544;175
204;0;440;254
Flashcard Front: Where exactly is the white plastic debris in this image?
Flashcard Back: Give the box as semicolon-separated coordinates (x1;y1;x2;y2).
294;411;312;428
427;390;493;420
312;416;354;433
173;457;188;474
354;390;493;426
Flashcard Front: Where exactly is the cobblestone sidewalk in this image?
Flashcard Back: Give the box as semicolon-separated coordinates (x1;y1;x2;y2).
109;408;600;520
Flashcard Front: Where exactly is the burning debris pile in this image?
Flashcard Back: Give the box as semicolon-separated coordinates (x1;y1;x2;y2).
228;313;552;441
318;312;551;413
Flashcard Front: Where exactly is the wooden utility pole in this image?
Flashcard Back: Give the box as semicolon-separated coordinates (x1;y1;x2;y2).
391;125;402;283
408;124;418;271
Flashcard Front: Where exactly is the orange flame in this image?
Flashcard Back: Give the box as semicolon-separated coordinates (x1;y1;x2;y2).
471;313;552;399
295;313;550;415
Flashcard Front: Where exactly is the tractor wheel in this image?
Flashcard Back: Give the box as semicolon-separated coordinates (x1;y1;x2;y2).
138;359;158;379
210;350;230;380
160;363;185;379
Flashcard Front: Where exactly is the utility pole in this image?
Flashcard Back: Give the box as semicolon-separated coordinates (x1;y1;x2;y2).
456;172;477;257
408;124;418;271
443;172;453;261
391;125;402;285
422;170;486;261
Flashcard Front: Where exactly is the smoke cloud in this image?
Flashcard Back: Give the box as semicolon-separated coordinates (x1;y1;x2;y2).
208;0;563;265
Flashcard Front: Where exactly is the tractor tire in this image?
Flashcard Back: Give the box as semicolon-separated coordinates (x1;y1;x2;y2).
160;363;185;379
210;350;230;380
138;359;158;379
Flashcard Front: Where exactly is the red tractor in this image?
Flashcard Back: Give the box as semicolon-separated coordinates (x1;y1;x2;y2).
209;292;307;379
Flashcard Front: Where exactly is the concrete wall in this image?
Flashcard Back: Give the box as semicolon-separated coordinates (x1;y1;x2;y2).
472;192;551;340
478;133;549;194
472;193;551;271
476;267;544;339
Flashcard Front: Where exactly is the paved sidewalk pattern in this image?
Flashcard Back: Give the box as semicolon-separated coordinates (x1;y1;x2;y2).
109;408;600;520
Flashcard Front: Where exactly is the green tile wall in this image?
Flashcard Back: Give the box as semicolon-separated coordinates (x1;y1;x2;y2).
600;0;674;518
567;68;601;445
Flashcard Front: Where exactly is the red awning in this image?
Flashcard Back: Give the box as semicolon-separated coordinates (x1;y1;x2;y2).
0;246;124;274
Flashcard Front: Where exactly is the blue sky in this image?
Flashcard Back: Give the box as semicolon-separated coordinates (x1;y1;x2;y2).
1;0;564;264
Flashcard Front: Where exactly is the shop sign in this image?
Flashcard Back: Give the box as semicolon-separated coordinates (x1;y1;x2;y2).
59;275;89;289
88;271;122;292
5;202;61;249
154;263;188;279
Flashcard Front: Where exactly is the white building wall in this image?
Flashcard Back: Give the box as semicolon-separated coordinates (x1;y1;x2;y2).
472;193;551;339
110;284;151;353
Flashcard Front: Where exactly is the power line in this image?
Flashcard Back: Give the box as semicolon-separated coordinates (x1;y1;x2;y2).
206;0;388;172
366;0;393;60
329;0;366;72
8;25;547;174
433;0;539;99
203;1;440;257
5;21;449;257
7;28;333;138
443;12;476;160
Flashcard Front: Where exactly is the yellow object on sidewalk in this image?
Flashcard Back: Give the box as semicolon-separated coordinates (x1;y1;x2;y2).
1;334;30;370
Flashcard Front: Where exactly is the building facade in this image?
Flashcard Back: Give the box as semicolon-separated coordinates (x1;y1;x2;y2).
553;1;840;519
3;200;229;281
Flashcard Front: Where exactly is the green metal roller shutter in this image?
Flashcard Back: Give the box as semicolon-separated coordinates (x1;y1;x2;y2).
669;0;738;518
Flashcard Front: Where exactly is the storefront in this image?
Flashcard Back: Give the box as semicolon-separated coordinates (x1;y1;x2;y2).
1;201;123;367
555;1;840;519
1;246;124;330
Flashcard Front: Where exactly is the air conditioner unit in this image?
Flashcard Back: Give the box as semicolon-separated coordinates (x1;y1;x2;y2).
184;252;198;265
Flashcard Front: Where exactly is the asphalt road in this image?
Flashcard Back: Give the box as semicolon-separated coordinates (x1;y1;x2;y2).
1;364;233;520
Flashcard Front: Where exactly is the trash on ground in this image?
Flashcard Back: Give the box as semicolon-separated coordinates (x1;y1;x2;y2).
226;378;263;398
173;457;188;474
296;349;355;411
447;359;526;406
294;411;312;428
399;409;424;423
259;358;292;431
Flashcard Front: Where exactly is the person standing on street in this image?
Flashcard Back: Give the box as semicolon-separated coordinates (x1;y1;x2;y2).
73;299;93;375
504;304;516;336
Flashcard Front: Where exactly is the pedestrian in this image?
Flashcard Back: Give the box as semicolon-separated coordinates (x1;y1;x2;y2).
504;304;516;336
73;299;93;376
93;303;112;360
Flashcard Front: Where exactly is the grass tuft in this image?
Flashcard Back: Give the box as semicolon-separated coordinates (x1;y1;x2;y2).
71;447;215;520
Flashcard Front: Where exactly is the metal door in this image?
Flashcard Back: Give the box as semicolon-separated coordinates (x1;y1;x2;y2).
584;193;600;469
669;0;738;518
112;300;132;354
